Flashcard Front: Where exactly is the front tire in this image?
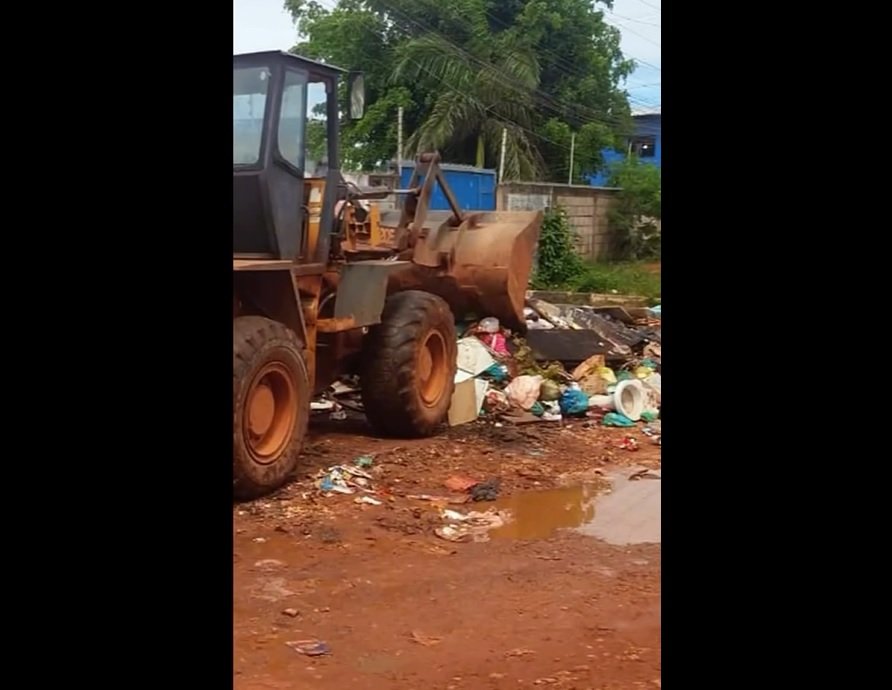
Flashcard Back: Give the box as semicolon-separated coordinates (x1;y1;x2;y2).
233;316;309;500
361;291;457;437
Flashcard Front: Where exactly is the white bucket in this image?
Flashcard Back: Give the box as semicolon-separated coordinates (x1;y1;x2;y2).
614;379;645;421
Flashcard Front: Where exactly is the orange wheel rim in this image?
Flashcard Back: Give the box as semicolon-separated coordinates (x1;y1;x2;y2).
417;331;448;406
244;362;297;464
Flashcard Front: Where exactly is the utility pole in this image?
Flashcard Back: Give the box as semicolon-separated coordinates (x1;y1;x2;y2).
568;131;576;185
397;106;404;171
499;128;507;182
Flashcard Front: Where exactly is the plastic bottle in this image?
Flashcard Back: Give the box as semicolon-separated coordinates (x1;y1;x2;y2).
479;317;500;333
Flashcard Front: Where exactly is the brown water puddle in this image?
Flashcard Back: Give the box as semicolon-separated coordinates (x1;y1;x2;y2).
488;468;661;545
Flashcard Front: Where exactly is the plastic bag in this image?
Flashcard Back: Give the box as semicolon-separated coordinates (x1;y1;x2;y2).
505;375;543;410
603;412;635;427
539;379;562;401
559;386;590;416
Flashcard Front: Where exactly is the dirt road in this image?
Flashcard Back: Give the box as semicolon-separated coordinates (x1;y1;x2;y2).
234;414;661;689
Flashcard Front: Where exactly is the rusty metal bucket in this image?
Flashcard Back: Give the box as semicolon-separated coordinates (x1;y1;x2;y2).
382;209;543;331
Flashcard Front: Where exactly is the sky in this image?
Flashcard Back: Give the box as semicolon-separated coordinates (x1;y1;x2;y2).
233;0;661;111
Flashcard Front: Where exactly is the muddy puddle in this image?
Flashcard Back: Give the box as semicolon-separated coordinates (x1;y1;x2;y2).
488;468;661;545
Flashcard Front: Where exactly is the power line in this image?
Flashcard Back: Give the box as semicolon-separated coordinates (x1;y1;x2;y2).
631;0;662;13
372;0;633;129
605;15;661;48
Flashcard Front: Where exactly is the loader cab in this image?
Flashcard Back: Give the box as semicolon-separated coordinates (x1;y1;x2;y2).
233;51;364;262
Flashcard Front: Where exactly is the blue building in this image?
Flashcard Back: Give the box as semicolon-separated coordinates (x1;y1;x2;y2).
587;109;661;187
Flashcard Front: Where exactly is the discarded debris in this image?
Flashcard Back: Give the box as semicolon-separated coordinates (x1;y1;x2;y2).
410;630;443;647
354;495;383;506
354;455;374;468
282;608;300;617
603;412;635;427
435;507;510;542
618;437;640;451
470;478;501;502
444;475;479;492
285;639;330;657
316;465;375;496
434;525;473;543
630;468;661;481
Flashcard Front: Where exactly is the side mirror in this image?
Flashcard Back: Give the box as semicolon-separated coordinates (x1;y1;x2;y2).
347;71;365;120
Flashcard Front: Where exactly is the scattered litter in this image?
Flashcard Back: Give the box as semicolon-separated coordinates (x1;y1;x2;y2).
354;495;383;506
354;455;374;468
435;525;473;543
408;493;471;504
618;437;640;451
559;384;589;417
316;465;375;496
329;409;347;421
252;537;267;544
435;507;510;542
630;468;661;481
603;412;635;427
484;389;510;413
285;639;330;657
282;608;300;617
505;375;544;410
456;337;496;377
539;379;561;401
310;400;335;411
410;630;443;647
483;362;509;382
330;380;359;395
444;475;480;492
470;478;501;502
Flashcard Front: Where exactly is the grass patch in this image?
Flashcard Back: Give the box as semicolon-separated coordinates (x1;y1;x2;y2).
568;261;661;303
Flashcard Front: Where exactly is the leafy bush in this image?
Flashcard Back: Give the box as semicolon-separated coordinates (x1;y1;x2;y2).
607;159;661;260
530;206;587;289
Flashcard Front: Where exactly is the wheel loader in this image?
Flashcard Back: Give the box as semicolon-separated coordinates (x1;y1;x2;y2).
233;51;543;499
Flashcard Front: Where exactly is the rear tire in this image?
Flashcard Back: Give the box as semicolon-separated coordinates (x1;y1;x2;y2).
233;316;309;500
361;291;457;437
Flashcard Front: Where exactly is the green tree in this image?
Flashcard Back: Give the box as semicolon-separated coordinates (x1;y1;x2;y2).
284;0;636;179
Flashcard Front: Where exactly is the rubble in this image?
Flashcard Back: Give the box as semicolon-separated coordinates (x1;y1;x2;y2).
305;294;660;442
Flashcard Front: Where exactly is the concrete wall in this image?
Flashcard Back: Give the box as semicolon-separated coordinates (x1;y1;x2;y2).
497;182;619;261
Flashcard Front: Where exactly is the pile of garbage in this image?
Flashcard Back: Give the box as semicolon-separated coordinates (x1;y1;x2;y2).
447;296;661;432
310;294;661;437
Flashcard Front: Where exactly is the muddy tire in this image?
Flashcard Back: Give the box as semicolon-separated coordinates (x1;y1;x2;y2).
360;291;457;437
233;316;309;500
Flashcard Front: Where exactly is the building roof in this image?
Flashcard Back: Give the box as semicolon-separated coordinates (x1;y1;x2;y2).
233;51;347;76
631;107;661;117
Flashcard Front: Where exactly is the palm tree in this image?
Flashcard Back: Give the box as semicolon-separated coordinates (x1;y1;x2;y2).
392;23;545;180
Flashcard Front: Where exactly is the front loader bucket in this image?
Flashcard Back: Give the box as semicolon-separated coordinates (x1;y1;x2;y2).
384;209;543;331
446;210;543;330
